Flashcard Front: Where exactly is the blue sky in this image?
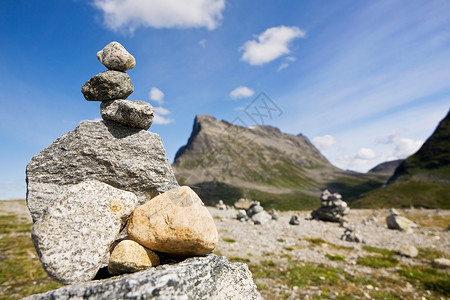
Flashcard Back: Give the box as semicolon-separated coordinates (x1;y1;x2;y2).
1;0;449;199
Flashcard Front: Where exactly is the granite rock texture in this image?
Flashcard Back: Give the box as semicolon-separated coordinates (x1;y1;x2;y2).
81;70;133;101
24;255;262;300
31;180;138;284
100;99;154;129
26;120;178;222
97;41;136;71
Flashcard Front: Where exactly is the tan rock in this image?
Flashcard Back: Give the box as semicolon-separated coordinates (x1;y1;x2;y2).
127;186;218;257
108;240;160;275
234;198;253;210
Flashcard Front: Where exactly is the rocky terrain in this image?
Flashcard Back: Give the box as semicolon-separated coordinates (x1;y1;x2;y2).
210;206;450;299
1;200;449;299
172;115;389;209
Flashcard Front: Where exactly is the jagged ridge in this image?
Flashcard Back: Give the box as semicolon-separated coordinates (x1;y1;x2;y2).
172;115;388;209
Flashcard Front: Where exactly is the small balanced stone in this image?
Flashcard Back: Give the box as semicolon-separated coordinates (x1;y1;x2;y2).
97;41;136;71
101;99;154;130
108;240;160;275
127;186;218;257
81;70;133;101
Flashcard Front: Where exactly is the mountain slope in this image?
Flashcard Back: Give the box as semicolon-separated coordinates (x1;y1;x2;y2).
354;110;450;208
172;115;388;210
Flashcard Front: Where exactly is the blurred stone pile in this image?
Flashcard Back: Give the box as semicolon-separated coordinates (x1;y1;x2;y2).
311;189;349;224
235;198;278;225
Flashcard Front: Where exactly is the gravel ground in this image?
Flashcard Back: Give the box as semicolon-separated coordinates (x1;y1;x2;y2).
209;207;450;299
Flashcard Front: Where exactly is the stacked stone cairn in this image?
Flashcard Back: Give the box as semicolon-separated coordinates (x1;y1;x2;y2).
26;42;221;285
311;189;349;224
236;200;272;225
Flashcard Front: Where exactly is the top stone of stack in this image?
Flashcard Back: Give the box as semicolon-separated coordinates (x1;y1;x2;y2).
97;41;136;71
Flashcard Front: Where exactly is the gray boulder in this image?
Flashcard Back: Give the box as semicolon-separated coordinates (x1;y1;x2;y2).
31;180;138;284
97;41;136;71
289;215;300;225
24;255;262;300
251;211;272;225
26;120;178;222
236;209;249;221
246;202;263;218
386;214;416;231
397;245;418;258
100;99;154;129
81;70;133;101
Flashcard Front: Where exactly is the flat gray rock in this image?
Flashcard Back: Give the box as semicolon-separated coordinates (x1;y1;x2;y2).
97;41;136;71
26;120;178;222
24;255;262;300
31;180;138;284
81;70;133;101
101;99;154;129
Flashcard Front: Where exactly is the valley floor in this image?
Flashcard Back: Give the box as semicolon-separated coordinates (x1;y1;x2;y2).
0;200;448;299
210;207;450;299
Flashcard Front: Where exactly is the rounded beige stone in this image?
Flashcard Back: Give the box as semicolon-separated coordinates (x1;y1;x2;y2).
127;186;218;257
108;240;160;275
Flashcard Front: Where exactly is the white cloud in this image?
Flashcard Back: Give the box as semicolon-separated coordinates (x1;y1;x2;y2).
154;106;170;115
153;114;174;125
149;87;164;105
336;147;379;170
312;135;337;151
199;39;207;48
356;147;378;160
229;86;254;99
278;56;296;71
380;133;423;159
240;26;305;66
93;0;226;33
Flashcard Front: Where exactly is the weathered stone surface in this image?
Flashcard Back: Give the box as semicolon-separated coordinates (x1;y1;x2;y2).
26;120;178;222
246;202;263;218
128;186;218;257
236;209;249;221
101;99;154;129
386;214;416;231
432;257;450;269
81;70;133;101
251;211;271;225
31;180;138;284
397;245;418;258
24;255;262;300
108;240;160;275
97;41;136;71
289;215;300;225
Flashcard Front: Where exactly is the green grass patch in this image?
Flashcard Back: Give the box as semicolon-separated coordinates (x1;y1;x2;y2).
283;246;294;251
229;257;251;263
357;255;399;268
326;254;345;261
0;215;32;234
0;215;63;299
417;247;450;260
353;181;450;209
277;238;285;243
304;237;327;246
399;265;450;296
363;245;396;257
222;238;236;243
